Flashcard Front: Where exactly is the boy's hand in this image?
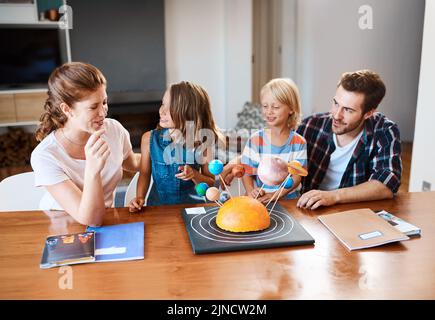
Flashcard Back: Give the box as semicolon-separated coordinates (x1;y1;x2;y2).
128;197;145;212
257;192;277;204
250;187;265;199
175;165;196;181
251;188;281;204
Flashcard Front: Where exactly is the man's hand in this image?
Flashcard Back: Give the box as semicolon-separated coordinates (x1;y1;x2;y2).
297;189;339;210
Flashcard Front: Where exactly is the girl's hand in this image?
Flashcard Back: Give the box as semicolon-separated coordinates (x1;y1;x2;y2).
128;197;145;212
221;163;236;185
175;165;196;181
250;187;265;199
84;129;110;174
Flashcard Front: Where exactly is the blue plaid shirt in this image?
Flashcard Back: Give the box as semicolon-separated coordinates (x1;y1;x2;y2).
296;112;402;194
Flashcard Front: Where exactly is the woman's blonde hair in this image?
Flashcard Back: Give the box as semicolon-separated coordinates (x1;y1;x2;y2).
35;62;106;141
260;78;302;130
159;81;223;145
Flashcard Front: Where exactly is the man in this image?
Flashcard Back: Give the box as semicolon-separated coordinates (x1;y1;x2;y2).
296;70;402;210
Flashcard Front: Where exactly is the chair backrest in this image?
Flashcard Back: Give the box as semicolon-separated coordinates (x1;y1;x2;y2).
0;172;45;211
124;172;153;207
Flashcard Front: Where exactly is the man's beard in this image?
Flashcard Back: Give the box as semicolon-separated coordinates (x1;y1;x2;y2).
331;114;365;135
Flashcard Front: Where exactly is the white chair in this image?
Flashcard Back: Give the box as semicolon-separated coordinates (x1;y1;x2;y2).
123;172;153;207
0;172;45;211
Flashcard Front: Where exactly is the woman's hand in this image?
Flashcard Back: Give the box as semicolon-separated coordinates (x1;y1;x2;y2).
129;197;145;212
175;165;197;181
84;129;110;174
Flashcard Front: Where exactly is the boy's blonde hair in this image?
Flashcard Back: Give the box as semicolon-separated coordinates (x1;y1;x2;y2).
260;78;301;130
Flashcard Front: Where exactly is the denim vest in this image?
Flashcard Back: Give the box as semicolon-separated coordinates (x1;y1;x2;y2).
147;129;203;206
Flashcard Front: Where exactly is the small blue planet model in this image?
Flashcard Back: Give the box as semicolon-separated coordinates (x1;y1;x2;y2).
284;176;294;189
208;159;224;175
195;182;209;196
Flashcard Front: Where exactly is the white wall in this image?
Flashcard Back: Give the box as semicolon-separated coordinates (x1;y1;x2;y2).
281;0;425;141
164;0;252;129
410;0;435;192
280;0;297;80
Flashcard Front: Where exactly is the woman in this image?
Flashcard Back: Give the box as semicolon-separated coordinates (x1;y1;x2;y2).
31;62;140;226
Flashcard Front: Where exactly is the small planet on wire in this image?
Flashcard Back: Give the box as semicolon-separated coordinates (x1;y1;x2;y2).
195;182;209;197
257;156;288;186
283;176;294;189
288;160;308;176
208;159;224;176
206;187;221;202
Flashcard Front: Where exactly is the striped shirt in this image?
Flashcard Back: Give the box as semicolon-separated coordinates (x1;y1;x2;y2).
241;129;308;198
296;112;402;194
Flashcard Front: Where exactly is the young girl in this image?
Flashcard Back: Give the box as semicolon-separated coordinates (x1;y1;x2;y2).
129;81;221;210
241;78;307;202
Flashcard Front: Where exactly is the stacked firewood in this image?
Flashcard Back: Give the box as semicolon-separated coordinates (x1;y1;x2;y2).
0;127;38;168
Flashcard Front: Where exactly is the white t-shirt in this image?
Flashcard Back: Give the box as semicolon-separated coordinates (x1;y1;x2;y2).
31;118;132;210
319;130;364;191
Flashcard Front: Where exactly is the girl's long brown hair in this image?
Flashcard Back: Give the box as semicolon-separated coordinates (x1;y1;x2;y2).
159;81;224;146
35;62;106;141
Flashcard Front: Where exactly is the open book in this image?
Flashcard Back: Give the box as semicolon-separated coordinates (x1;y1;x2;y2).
318;208;409;251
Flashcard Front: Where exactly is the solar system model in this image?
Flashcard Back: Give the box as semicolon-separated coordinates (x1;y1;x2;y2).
195;158;308;233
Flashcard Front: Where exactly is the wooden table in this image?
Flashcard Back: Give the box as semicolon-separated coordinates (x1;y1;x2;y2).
1;192;434;300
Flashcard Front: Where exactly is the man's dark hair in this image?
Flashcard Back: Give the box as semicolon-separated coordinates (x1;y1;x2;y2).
338;70;386;113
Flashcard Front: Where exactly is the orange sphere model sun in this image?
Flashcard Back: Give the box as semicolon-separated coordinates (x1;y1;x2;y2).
216;196;270;232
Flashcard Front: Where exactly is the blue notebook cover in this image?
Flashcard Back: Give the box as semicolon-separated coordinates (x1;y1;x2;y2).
87;222;144;262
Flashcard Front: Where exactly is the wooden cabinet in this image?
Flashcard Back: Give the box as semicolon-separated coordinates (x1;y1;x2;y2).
0;94;16;123
0;91;47;125
15;92;46;122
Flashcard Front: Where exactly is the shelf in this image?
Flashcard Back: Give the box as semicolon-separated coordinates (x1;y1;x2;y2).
0;21;62;29
0;88;48;95
0;121;39;128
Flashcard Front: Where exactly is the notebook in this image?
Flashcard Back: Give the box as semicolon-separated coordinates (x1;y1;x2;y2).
318;208;409;251
40;231;95;269
87;222;144;262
